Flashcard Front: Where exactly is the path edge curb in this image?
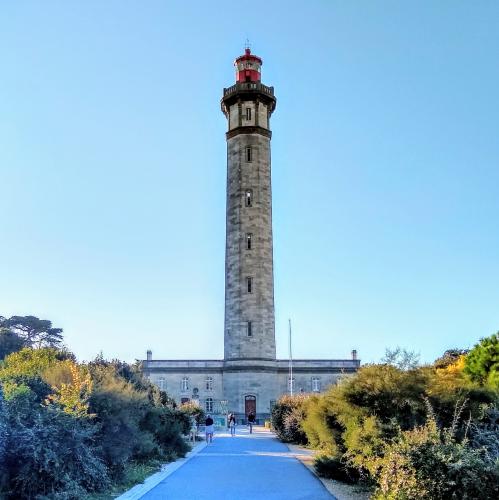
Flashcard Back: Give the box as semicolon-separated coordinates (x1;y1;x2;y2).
285;443;337;499
116;440;208;500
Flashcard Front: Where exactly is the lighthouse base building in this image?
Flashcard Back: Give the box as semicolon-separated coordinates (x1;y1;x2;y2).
142;358;359;424
142;49;360;424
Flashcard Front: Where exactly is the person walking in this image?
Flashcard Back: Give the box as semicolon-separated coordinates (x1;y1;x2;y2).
228;413;236;437
189;416;197;442
205;414;214;443
247;411;255;434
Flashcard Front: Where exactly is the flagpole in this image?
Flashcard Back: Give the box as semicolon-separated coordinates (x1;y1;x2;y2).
289;319;293;396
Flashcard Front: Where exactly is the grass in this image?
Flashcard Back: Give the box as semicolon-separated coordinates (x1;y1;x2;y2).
83;460;163;499
84;438;194;499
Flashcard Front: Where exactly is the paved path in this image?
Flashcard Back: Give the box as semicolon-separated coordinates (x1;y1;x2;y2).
140;427;333;500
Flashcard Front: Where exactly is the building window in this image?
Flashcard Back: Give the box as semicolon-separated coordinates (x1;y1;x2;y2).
288;377;295;392
206;377;213;391
247;321;252;337
205;398;213;413
245;190;252;207
246;146;252;162
312;377;320;392
157;377;166;391
247;277;253;293
270;400;276;412
181;397;190;404
246;233;252;250
246;107;251;121
181;377;189;392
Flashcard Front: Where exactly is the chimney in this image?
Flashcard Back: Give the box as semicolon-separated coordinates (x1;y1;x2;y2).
351;349;357;361
146;349;152;361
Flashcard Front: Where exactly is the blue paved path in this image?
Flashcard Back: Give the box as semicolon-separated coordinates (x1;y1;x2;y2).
141;427;333;500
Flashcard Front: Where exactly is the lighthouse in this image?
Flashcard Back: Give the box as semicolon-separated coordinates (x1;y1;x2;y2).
221;48;277;362
142;48;360;423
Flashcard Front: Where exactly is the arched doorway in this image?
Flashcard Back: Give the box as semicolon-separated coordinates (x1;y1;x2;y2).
245;395;256;417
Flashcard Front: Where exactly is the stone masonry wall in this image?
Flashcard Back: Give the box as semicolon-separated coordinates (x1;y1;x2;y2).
224;131;276;361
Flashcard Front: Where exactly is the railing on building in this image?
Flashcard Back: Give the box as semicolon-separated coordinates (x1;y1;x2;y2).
223;82;275;99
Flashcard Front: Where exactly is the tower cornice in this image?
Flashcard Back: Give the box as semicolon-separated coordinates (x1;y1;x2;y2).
221;82;276;117
226;126;272;140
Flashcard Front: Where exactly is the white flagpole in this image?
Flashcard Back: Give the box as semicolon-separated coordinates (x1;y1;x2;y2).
289;319;293;396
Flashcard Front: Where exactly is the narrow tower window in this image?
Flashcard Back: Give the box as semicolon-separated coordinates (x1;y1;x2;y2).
246;107;252;121
247;277;253;293
245;190;252;207
246;233;252;250
247;321;252;337
181;377;189;392
246;146;252;162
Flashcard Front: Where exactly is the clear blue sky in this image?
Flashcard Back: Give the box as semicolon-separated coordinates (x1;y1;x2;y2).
1;1;498;364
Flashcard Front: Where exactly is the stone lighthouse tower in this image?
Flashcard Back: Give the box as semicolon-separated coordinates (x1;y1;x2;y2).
141;49;360;423
221;48;277;362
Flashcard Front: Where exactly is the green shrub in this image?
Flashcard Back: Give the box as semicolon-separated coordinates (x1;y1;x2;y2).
302;394;343;456
0;347;73;380
468;406;499;460
0;386;7;489
179;400;206;426
464;332;499;389
371;416;499;500
87;359;188;477
339;364;428;432
2;386;109;499
0;349;189;498
271;394;309;444
140;405;189;458
274;347;499;495
314;455;362;484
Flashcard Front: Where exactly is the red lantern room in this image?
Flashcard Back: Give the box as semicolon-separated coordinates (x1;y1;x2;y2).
234;48;262;83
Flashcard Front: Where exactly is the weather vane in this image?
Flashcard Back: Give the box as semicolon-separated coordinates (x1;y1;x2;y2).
244;38;251;51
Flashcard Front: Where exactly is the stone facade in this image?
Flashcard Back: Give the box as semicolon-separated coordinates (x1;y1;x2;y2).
144;356;359;424
224;114;275;361
141;49;360;423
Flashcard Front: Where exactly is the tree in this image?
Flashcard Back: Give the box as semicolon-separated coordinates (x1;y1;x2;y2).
0;347;73;380
382;347;420;370
464;332;499;389
1;315;63;349
434;348;469;369
180;400;205;425
0;328;25;360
